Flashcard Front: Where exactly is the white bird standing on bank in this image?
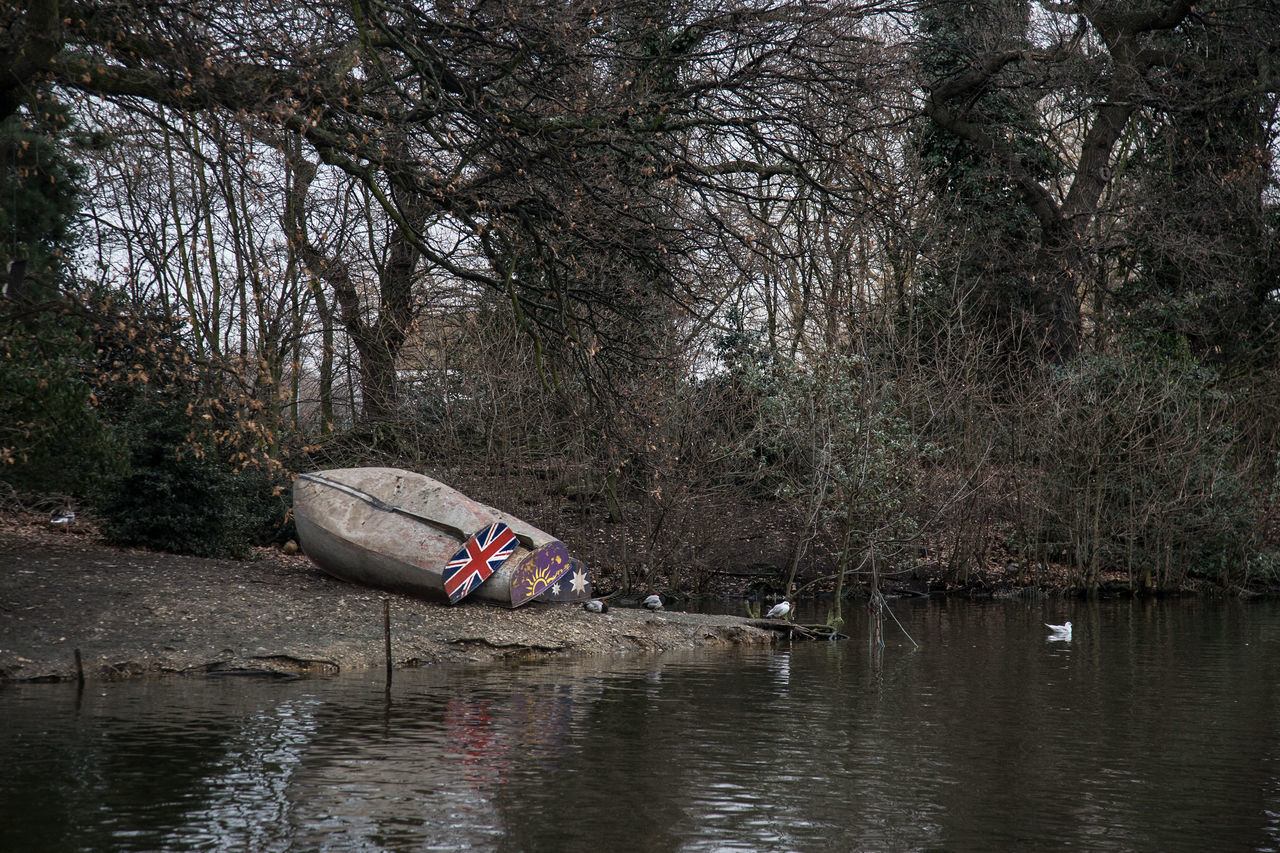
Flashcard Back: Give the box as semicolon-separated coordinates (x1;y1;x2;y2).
584;599;609;613
765;601;792;620
643;594;663;611
1045;620;1072;641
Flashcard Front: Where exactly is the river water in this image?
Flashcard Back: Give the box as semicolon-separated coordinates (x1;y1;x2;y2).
2;597;1278;852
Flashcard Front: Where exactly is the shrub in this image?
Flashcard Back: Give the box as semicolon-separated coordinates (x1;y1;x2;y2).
0;302;125;499
83;288;290;559
732;353;931;595
0;108;124;500
1030;351;1263;589
95;399;282;558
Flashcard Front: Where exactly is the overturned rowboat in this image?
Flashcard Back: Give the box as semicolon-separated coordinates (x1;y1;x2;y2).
292;467;592;607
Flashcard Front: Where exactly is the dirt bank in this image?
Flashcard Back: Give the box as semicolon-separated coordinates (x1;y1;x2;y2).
0;512;772;683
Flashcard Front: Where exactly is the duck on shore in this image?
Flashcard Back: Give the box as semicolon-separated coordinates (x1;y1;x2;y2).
50;508;75;532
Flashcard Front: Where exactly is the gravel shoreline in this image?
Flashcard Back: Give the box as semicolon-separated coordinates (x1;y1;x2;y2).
0;514;772;683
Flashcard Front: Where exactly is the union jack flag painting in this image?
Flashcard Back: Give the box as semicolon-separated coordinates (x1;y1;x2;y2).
442;522;517;604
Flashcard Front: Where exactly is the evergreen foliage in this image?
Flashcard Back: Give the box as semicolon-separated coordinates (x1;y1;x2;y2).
0;104;122;499
734;352;933;566
84;291;289;558
1114;10;1280;371
0;106;80;289
0;302;125;498
913;0;1054;353
95;396;279;559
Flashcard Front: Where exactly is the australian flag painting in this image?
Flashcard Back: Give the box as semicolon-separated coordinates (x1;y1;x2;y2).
443;522;518;604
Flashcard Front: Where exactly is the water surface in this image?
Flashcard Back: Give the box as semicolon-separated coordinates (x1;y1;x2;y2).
3;598;1277;852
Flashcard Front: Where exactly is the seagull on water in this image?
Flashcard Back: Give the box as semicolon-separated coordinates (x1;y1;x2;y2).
584;599;609;613
643;594;664;611
1045;620;1072;641
765;601;792;620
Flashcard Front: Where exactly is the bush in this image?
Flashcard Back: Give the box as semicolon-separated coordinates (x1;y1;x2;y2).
732;353;931;592
0;108;124;501
95;399;283;558
0;302;125;499
50;280;294;558
1030;351;1263;589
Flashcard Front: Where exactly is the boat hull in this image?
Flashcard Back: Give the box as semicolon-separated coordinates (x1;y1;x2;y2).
293;467;581;607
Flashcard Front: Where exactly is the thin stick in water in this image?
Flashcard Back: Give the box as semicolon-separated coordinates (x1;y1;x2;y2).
383;599;393;682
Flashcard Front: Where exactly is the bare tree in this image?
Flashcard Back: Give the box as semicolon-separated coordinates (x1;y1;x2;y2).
12;0;903;418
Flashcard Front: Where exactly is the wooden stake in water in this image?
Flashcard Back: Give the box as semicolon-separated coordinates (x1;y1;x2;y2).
383;599;392;683
74;648;84;687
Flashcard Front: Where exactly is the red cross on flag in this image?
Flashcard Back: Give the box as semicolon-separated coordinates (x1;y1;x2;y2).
442;521;518;604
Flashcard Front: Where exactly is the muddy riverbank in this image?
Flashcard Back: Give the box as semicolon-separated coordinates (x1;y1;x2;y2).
0;512;771;682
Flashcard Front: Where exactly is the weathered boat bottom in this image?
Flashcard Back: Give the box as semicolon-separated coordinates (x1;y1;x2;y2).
293;468;592;607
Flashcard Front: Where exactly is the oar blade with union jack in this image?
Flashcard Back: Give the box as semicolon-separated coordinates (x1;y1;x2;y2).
442;522;518;604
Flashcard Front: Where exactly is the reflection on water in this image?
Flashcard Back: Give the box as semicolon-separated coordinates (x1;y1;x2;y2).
3;599;1280;852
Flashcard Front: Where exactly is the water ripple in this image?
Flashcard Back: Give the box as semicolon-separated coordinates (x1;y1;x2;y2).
3;601;1280;851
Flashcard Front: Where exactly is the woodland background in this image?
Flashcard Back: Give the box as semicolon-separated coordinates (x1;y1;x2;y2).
2;0;1279;600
